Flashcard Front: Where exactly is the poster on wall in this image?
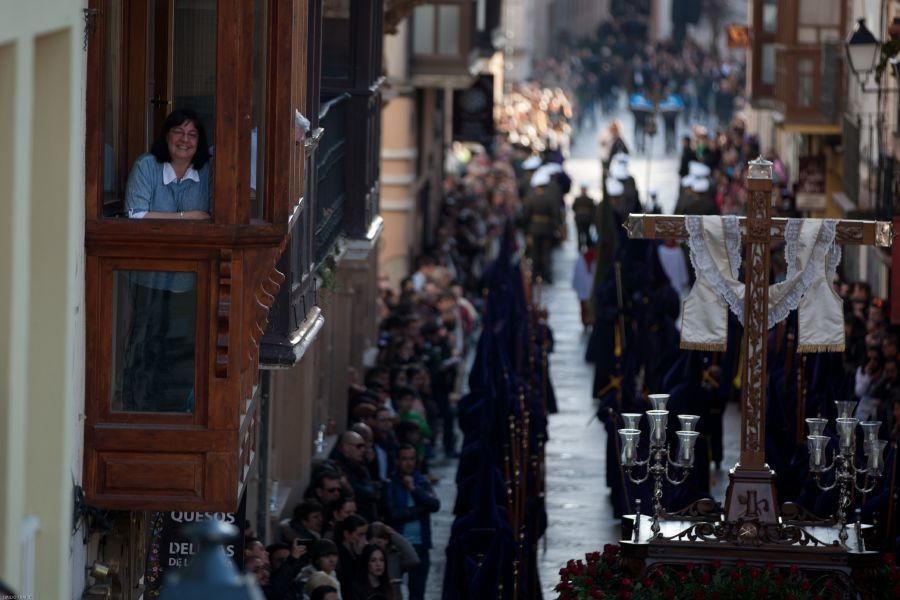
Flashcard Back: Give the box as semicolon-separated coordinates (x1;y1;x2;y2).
144;492;247;596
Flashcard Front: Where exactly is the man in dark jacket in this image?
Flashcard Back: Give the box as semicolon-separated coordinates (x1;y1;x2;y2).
372;406;398;482
572;184;596;249
331;431;380;521
385;444;440;600
523;172;562;283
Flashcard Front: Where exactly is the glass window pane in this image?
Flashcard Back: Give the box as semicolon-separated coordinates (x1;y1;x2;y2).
103;0;124;210
413;6;435;55
761;44;776;85
799;0;839;26
323;0;351;79
797;59;814;107
762;0;778;33
172;0;217;144
797;27;816;44
821;28;840;43
111;270;197;413
251;0;268;219
438;6;460;55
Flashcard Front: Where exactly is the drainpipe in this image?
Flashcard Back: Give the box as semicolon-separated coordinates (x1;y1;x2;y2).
256;371;271;539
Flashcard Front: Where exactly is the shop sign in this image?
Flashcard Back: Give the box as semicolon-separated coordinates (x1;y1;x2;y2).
145;493;247;596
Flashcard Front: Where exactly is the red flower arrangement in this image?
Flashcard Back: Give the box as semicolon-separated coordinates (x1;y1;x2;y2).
556;545;900;600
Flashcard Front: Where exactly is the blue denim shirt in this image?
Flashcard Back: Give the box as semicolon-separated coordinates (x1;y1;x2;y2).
124;154;210;292
125;153;211;216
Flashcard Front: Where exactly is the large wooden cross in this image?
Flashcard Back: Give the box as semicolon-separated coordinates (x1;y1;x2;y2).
624;157;894;524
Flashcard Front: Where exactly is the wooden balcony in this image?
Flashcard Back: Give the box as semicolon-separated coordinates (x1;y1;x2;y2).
82;0;307;512
409;0;478;87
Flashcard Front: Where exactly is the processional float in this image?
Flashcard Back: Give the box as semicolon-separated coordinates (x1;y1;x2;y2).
617;157;895;585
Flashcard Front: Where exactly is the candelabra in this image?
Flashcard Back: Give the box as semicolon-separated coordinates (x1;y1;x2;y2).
618;394;700;538
806;400;887;546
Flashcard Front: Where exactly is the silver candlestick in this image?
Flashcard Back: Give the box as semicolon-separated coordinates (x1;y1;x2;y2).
807;400;886;547
618;394;699;538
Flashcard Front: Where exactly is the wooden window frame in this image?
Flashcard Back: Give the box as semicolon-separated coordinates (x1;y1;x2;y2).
85;0;297;228
95;257;212;426
750;0;778;101
795;0;844;43
410;0;472;66
83;0;307;511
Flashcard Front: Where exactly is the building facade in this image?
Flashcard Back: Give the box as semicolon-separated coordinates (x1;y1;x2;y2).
745;0;895;305
0;2;87;597
379;0;505;285
1;0;387;596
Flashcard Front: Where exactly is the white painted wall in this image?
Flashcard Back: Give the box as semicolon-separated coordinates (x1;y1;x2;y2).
0;1;87;598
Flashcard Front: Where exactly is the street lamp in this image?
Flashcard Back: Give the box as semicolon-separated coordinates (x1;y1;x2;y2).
159;520;264;600
845;16;900;219
845;18;880;84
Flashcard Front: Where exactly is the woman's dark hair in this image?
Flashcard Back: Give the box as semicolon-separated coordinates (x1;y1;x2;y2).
357;544;392;597
327;495;356;520
266;542;290;555
292;499;323;523
150;109;211;169
311;538;339;563
337;513;368;541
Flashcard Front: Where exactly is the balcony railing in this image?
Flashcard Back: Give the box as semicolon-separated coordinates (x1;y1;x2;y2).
344;89;382;238
315;93;350;262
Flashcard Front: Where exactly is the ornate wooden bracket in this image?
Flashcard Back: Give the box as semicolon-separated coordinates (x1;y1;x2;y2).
216;249;233;378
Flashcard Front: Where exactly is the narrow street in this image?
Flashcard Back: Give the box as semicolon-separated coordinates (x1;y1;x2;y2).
424;111;741;599
536;113;741;596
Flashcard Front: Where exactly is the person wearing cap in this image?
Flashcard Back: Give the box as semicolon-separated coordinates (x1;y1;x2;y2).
675;161;717;215
607;154;641;216
572;183;596;249
517;154;543;199
523;170;561;283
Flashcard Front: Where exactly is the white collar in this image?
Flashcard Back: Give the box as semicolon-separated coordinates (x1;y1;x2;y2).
162;162;200;185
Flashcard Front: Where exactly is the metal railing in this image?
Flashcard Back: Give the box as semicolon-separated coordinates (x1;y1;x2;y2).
314;93;350;262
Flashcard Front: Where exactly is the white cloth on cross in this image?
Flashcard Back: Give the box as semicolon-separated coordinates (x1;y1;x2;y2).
680;216;844;352
657;244;691;297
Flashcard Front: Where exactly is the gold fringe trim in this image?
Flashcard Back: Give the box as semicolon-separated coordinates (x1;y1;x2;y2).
798;343;845;354
680;341;726;352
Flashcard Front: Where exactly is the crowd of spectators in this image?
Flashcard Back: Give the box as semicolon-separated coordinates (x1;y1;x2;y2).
497;83;574;158
236;128;535;598
845;283;900;434
672;118;790;217
566;19;745;134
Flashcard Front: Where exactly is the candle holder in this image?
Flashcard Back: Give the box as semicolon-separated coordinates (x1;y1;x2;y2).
618;394;699;538
806;400;886;547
